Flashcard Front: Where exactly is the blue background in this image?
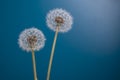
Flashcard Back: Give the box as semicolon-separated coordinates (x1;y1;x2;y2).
0;0;120;80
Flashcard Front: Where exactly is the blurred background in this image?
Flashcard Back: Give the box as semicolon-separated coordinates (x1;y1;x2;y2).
0;0;120;80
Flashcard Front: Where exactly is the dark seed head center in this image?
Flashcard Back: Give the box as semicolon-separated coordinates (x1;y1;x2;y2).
27;35;37;48
55;16;64;24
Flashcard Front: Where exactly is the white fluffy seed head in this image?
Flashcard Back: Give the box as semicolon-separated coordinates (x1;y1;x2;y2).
18;27;46;52
46;8;73;33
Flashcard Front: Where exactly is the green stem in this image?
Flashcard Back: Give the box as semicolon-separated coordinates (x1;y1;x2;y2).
31;49;38;80
46;26;59;80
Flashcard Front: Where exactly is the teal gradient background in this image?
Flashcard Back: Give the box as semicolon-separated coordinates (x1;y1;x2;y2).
0;0;120;80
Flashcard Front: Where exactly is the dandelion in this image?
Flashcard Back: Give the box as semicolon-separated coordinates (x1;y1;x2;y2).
18;27;46;80
46;8;73;80
47;8;73;33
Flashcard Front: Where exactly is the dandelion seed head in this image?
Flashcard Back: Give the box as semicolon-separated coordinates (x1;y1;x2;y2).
46;8;73;33
18;27;46;52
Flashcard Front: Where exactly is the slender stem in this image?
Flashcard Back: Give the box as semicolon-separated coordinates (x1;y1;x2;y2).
46;26;59;80
31;49;38;80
